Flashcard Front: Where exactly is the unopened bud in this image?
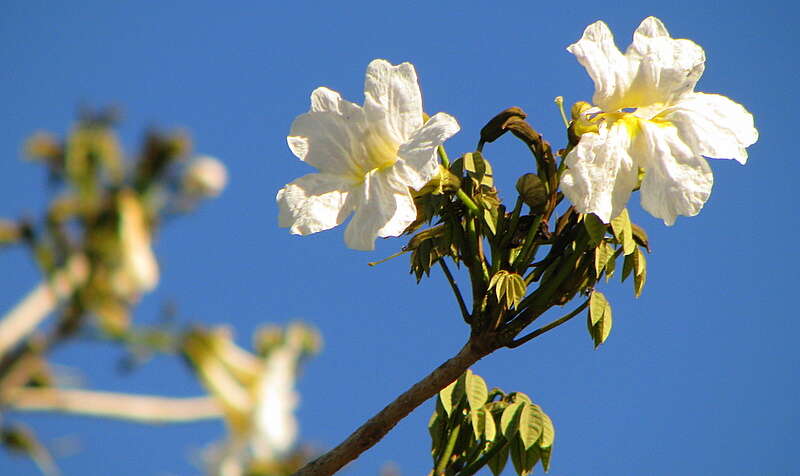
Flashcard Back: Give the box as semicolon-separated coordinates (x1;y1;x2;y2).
570;101;593;121
112;189;159;299
183;156;228;198
479;107;527;144
24;132;61;161
0;219;21;245
516;173;547;213
504;117;541;147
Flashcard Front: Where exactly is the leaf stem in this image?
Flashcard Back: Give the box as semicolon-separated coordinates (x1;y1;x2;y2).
435;422;462;475
439;260;471;324
456;189;479;214
438;145;451;168
507;297;590;348
456;439;510;476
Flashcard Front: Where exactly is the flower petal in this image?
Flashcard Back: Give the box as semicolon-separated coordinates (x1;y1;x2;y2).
561;121;639;223
277;173;354;235
665;92;758;164
288;87;368;178
394;112;461;190
363;59;423;144
343;170;416;251
625;17;705;107
567;20;631;111
636;121;713;225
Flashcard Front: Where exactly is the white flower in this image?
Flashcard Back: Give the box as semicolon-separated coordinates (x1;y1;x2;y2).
250;346;299;458
112;189;158;299
561;17;758;224
277;59;460;250
184;156;228;198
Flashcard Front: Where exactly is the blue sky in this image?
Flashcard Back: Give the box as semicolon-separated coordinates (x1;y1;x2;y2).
1;1;797;475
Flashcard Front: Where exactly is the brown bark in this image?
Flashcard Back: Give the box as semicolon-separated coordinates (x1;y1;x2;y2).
292;339;491;476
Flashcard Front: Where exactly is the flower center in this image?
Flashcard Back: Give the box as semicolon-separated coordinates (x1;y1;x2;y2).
361;130;399;176
575;107;673;140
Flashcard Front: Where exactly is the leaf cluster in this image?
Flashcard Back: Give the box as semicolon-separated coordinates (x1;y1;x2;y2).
428;369;554;476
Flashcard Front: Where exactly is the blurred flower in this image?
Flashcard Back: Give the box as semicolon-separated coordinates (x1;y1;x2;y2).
111;189;159;299
561;17;758;224
277;59;460;250
194;324;319;476
184;156;228;198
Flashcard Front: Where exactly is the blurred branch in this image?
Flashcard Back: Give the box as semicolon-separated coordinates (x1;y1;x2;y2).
5;388;222;424
0;255;88;359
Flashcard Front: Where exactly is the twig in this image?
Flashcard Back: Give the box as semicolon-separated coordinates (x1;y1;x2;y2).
0;255;88;359
438;261;470;323
292;339;490;476
5;388;222;424
507;298;589;349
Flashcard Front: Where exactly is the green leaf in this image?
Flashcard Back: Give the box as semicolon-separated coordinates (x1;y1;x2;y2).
605;245;617;281
463;152;476;173
588;296;613;348
525;444;542;474
428;410;448;460
510;437;536;475
439;375;465;416
480;154;494;187
583;213;607;246
539;411;555;449
589;291;609;326
621;252;634;282
512;392;532;404
465;370;489;412
489;271;526;309
631;222;650;251
610;209;635;255
518;403;543;449
483;208;497;235
488;441;509;476
540;445;553;473
470;409;483;441
500;401;524;438
484;408;497;441
633;246;647;297
594;241;611;278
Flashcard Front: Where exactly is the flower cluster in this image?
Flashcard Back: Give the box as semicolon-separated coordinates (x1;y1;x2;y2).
278;18;757;250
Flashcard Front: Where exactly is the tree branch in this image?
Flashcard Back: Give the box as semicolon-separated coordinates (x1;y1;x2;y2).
292;339;491;476
0;255;88;359
5;387;222;424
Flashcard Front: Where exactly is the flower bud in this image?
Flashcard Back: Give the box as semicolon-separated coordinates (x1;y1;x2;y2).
24;132;61;162
479;107;527;144
570;101;593;121
111;189;159;299
0;219;21;245
183;156;228;198
516;173;547;214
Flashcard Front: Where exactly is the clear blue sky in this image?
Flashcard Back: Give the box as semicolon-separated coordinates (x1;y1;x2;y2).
1;1;797;475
